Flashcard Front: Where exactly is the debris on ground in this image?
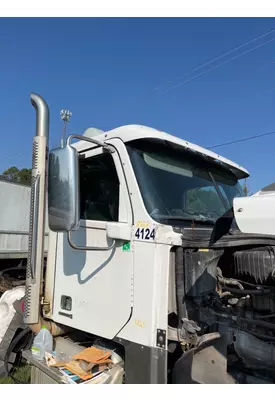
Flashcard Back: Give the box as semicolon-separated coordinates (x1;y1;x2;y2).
47;345;113;384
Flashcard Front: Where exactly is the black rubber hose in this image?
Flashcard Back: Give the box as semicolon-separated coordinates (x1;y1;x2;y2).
240;316;275;331
4;327;31;384
222;286;271;296
213;309;275;331
240;328;275;342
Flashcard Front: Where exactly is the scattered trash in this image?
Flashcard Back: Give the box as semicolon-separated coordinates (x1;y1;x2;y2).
59;367;109;384
43;345;114;384
45;352;56;367
55;350;71;364
31;325;53;361
0;286;25;344
72;346;111;364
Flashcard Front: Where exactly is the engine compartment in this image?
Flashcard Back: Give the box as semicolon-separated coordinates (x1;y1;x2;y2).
170;242;275;384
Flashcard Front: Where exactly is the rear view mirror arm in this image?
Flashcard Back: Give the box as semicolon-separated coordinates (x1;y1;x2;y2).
67;231;116;251
67;134;115;153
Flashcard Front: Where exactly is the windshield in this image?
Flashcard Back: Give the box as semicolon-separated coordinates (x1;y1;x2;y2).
127;139;244;226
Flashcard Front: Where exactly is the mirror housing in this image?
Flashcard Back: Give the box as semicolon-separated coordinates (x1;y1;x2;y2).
106;222;132;242
48;145;80;232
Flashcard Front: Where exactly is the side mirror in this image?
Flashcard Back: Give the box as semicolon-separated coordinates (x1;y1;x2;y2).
48;145;80;232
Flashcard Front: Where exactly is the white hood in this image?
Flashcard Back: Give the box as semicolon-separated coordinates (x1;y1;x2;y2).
252;182;275;197
233;193;275;236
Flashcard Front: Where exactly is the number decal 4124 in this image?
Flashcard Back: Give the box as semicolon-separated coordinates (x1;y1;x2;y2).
135;228;156;241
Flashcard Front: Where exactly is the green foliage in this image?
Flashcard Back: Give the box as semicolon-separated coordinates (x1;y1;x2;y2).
2;166;32;185
0;364;31;384
242;179;250;197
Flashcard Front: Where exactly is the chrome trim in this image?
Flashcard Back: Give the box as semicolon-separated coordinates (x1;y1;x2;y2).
67;134;114;153
24;93;49;325
30;174;40;280
67;231;115;251
30;93;49;138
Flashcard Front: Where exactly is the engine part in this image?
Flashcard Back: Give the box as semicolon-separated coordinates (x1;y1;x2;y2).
172;334;236;384
235;331;275;372
234;246;275;283
217;267;244;290
180;318;201;345
173;242;275;384
175;247;223;323
222;287;271;296
184;249;223;298
251;294;275;313
230;371;272;384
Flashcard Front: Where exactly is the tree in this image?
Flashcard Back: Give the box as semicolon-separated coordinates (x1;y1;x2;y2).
1;166;32;185
242;179;250;197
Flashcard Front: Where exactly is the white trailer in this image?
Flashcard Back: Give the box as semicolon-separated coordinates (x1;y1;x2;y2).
0;178;48;297
0;177;49;260
0;178;31;259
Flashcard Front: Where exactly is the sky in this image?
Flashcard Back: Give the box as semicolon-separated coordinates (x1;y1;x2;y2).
0;17;275;193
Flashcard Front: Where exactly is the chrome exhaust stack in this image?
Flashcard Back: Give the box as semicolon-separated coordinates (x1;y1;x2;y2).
24;93;49;325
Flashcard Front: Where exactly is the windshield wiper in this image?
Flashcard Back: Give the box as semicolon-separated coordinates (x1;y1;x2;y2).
154;215;215;225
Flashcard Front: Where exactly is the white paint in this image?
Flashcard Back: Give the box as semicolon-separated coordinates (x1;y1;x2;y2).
73;124;249;179
106;221;132;241
52;146;134;339
234;195;275;236
83;127;104;138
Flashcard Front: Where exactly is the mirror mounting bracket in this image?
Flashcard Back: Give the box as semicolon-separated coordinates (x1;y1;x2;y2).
67;134;115;153
67;231;115;251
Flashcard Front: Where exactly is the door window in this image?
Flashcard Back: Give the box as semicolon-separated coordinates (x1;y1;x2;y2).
79;153;119;222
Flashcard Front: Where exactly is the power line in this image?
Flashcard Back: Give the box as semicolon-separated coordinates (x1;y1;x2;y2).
154;27;275;91
161;35;275;94
0;152;28;172
207;130;275;150
0;151;27;162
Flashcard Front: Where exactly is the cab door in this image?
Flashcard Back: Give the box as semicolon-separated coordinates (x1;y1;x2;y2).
52;145;133;339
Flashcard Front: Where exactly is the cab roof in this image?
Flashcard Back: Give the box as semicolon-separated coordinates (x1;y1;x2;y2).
73;124;249;180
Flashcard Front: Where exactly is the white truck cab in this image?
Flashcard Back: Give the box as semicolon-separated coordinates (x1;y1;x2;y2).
23;94;275;384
